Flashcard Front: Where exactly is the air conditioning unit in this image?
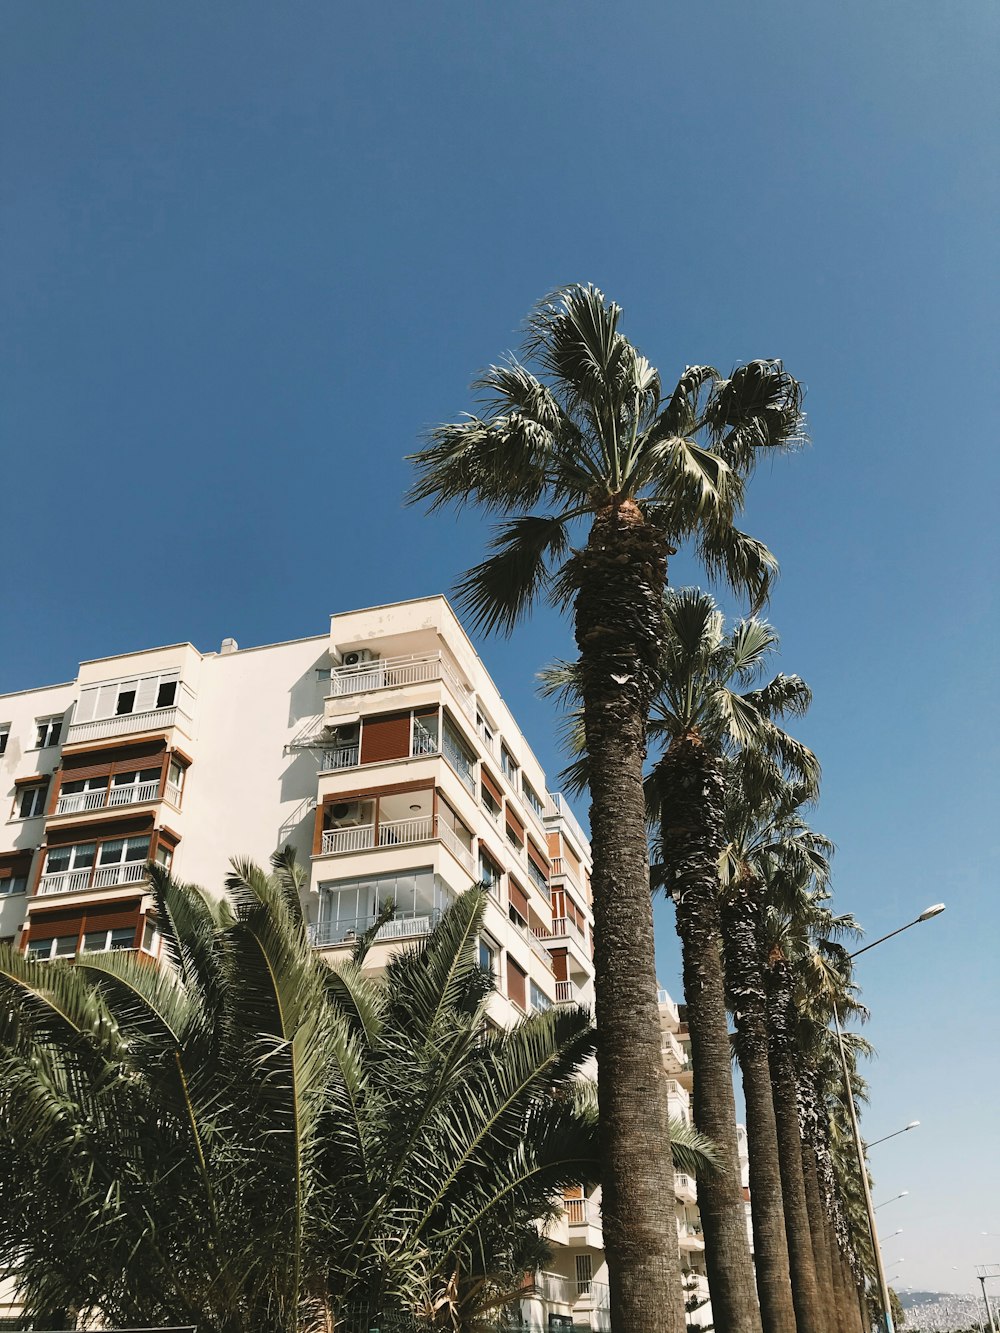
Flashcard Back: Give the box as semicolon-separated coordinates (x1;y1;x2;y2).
329;801;365;826
343;648;378;668
334;723;360;745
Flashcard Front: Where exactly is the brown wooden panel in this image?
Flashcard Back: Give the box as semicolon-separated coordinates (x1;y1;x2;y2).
61;740;167;780
563;842;582;878
46;813;155;845
83;899;143;931
550;948;569;982
508;879;529;919
28;899;142;941
0;852;33;880
506;958;527;1010
505;807;525;842
527;839;550;875
14;773;48;788
547;831;560;858
360;714;411;765
481;769;503;805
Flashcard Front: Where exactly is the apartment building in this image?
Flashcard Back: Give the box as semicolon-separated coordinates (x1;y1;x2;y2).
0;595;698;1331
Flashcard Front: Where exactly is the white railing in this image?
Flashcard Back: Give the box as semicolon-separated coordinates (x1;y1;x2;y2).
675;1173;696;1196
327;653;477;721
436;820;474;874
526;857;549;896
563;1197;589;1224
319;745;360;771
165;781;183;807
544;792;590;857
322;824;376;855
661;1030;687;1067
657;988;681;1023
93;861;148;889
475;722;497;756
38;860;148;896
412;724;438;756
535;1272;575;1305
517;918;553;968
666;1077;690;1103
555;979;587;1005
550;914;587;944
321;815;437;857
56;780;162;815
38;869;91;896
66;703;193;745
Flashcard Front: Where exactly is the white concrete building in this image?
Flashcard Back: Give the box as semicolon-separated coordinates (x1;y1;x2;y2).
0;595;701;1331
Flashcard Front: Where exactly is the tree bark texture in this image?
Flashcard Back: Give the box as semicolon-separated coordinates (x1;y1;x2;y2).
799;1072;855;1333
573;504;683;1333
721;885;800;1333
657;737;763;1333
763;960;827;1333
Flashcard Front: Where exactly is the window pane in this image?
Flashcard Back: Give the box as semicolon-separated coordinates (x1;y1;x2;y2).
139;768;160;782
99;839;125;865
52;936;78;957
46;848;70;873
49;720;61;744
116;691;136;716
156;681;177;707
27;940;52;958
73;843;96;869
82;932;108;952
125;838;150;862
109;927;135;949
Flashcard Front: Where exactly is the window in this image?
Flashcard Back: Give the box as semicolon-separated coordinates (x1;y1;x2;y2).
315;667;332;682
576;1254;593;1295
17;780;49;819
115;684;137;715
478;850;502;897
522;778;544;818
27;935;78;961
530;981;552;1013
110;767;161;802
155;680;177;708
75;671;181;725
0;724;9;755
45;842;96;876
154;845;173;870
412;711;439;756
34;716;62;748
316;867;452;946
141;919;158;952
98;836;149;867
81;927;136;953
478;937;497;976
500;744;518;782
0;875;28;896
481;782;501;821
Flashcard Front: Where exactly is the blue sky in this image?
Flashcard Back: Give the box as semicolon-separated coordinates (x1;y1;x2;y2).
3;0;998;1294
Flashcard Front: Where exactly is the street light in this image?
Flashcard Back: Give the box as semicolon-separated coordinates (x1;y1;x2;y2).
876;1192;910;1211
836;903;946;1333
880;1230;903;1244
868;1122;921;1149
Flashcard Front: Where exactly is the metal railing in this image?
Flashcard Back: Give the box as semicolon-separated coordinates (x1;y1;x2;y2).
442;733;476;793
666;1077;690;1102
320;814;469;862
165;781;183;806
39;860;148;896
526;857;549;896
327;652;476;721
310;908;441;948
436;819;474;874
56;780;161;815
66;696;195;745
657;988;681;1023
320;745;360;771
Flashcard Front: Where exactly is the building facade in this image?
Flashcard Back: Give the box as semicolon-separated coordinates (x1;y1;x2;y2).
1;596;702;1330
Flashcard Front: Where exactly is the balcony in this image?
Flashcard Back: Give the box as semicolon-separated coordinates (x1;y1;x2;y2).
327;652;475;720
657;988;681;1025
550;914;587;945
554;979;588;1005
563;1197;590;1225
661;1028;688;1073
319;814;474;875
544;792;590;858
66;685;196;746
674;1172;698;1203
38;860;148;897
54;779;172;816
319;745;360;771
310;908;441;949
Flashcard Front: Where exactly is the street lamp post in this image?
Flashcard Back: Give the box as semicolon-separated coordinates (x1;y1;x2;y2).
836;903;945;1333
875;1193;909;1211
867;1123;920;1150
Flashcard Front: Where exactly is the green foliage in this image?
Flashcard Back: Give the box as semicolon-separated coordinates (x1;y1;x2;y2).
0;859;608;1333
408;284;805;627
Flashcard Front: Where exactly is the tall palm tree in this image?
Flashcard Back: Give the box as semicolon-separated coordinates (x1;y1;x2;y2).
645;588;818;1333
0;856;618;1333
720;775;831;1333
409;283;805;1333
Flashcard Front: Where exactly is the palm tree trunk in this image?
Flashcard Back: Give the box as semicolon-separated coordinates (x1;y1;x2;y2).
721;884;799;1333
763;962;827;1333
800;1137;838;1326
573;502;683;1333
657;736;763;1333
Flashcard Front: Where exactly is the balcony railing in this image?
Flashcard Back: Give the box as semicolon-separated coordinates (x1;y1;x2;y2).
38;860;148;897
310;908;441;949
55;780;161;815
544;792;590;858
657;988;681;1024
563;1197;589;1224
320;745;360;771
554;979;587;1005
549;914;588;945
442;732;476;793
526;857;549;896
66;689;196;746
327;652;476;720
319;815;472;871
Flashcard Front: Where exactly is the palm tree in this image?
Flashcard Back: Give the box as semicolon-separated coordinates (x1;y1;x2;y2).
408;283;805;1333
720;775;832;1333
645;588;818;1333
0;855;615;1333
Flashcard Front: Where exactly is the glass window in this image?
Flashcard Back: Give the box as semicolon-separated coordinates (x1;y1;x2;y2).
115;689;137;716
109;927;135;949
412;711;439;755
62;776;108;795
154;845;173;869
18;782;49;819
46;843;96;875
34;717;62;748
530;981;552;1013
0;724;9;755
522;779;544;817
168;761;184;788
506;823;524;853
155;680;177;708
52;936;78;958
500;744;518;781
478;851;502;894
481;784;501;819
0;874;28;896
27;939;54;959
479;938;497;975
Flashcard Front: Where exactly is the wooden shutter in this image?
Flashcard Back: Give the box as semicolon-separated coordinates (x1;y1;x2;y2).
505;807;525;843
360;714;411;765
46;813;154;846
27;908;85;942
506;958;527;1010
0;852;32;882
83;899;143;932
550;948;569;982
563;842;582;878
73;687;99;724
62;739;166;782
481;769;503;805
528;840;549;877
508;879;529;919
134;675;160;713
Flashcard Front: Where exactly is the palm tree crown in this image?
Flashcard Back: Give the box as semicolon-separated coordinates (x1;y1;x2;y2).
408;284;805;629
